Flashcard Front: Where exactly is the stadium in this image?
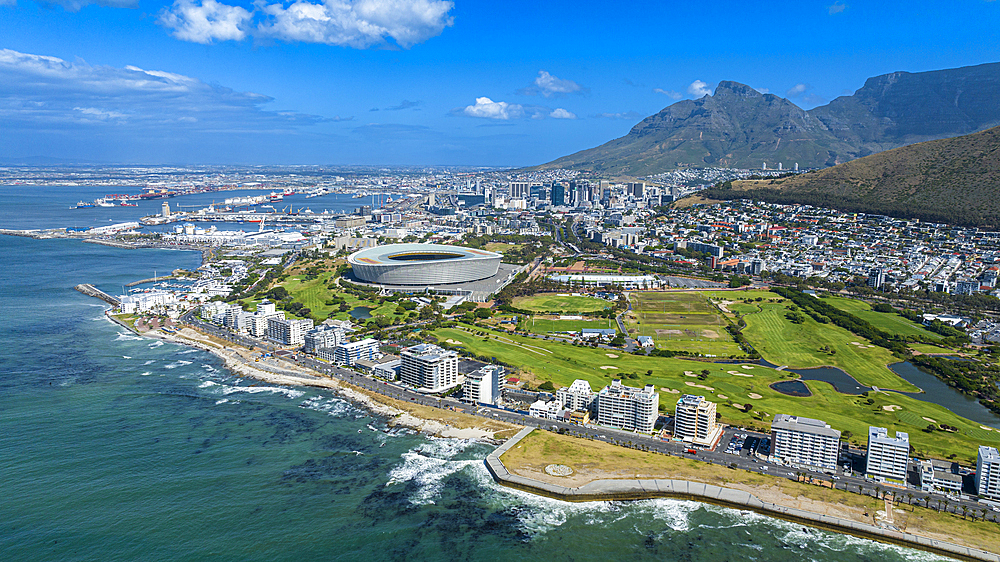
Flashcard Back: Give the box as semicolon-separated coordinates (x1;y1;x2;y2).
348;243;503;286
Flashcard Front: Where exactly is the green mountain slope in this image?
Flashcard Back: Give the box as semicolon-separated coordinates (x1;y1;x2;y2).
702;125;1000;228
535;62;1000;176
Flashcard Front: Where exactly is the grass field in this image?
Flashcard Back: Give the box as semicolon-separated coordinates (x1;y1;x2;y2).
741;302;919;392
519;317;617;335
909;343;958;354
500;430;1000;551
513;293;613;314
433;324;996;463
823;296;942;340
626;291;742;357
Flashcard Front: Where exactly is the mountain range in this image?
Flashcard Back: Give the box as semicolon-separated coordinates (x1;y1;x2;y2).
534;62;1000;176
700;124;1000;228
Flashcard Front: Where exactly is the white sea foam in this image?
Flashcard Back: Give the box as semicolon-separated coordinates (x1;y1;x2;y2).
143;360;155;365
148;341;164;348
215;399;229;405
139;371;152;376
386;439;484;505
114;332;144;341
177;349;199;355
199;380;219;388
122;356;131;359
221;385;305;399
298;395;359;418
163;360;193;370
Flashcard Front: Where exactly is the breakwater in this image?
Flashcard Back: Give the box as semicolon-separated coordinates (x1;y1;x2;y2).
74;284;120;306
485;428;999;562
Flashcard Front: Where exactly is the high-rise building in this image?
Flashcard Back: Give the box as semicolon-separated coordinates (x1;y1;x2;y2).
550;182;566;206
770;414;841;471
329;338;381;366
508;181;529;199
750;259;764;276
674;394;722;446
400;343;460;392
161;202;170;218
304;325;346;354
867;268;885;289
627;182;645;198
557;379;597;412
267;317;314;346
596;379;658;433
463;364;503;405
865;427;909;483
977;446;1000;500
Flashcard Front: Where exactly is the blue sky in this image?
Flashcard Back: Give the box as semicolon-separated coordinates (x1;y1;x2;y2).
1;0;998;166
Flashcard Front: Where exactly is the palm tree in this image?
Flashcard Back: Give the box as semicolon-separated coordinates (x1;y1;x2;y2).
906;492;914;507
961;505;968;520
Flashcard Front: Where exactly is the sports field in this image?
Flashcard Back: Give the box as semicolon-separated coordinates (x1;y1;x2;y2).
433;324;999;463
519;316;617;335
626;291;742;356
512;293;613;314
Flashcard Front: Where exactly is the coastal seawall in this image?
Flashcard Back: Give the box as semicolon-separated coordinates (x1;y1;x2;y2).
486;428;999;562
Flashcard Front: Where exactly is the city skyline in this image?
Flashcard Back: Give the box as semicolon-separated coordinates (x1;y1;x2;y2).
1;0;999;165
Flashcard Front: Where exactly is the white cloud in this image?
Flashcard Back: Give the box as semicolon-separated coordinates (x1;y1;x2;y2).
828;2;846;15
256;0;453;48
0;48;328;130
159;0;252;44
549;108;576;119
462;97;523;120
593;111;641;120
753;86;770;94
21;0;136;11
653;88;682;99
519;70;585;97
786;83;809;97
687;80;711;98
0;0;16;5
158;0;454;48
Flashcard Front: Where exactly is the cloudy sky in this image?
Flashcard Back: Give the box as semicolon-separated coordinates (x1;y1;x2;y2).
1;0;998;165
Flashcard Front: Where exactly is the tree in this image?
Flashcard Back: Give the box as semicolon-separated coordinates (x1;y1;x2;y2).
474;308;493;319
538;381;556;392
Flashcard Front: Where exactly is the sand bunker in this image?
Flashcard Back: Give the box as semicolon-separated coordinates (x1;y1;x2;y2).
747;393;762;399
718;394;729;400
685;381;714;391
728;371;753;377
656;329;683;336
882;405;902;412
446;339;462;344
923;417;938;424
599;366;619;370
662;388;680;394
740;365;754;369
981;426;994;431
850;341;860;345
701;330;719;339
605;353;619;358
684;371;697;377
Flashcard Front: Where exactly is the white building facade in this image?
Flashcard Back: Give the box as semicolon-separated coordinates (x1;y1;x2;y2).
463;365;503;405
596;380;659;433
769;414;841;472
400;343;460;393
674;394;722;446
865;427;909;484
977;446;1000;500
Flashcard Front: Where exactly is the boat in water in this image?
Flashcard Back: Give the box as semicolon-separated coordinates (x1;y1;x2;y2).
74;201;95;209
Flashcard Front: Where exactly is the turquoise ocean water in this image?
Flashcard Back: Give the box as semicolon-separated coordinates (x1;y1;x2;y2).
0;186;947;561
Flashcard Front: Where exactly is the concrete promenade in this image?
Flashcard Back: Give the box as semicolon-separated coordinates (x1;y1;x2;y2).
485;428;999;562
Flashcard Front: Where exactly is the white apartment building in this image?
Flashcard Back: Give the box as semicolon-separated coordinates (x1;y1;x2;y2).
557;379;596;412
674;394;721;446
463;365;503;405
919;460;963;493
303;325;346;354
326;338;381;366
596;379;659;433
400;343;460;393
977;446;1000;500
267;317;314;346
865;427;909;484
769;414;841;472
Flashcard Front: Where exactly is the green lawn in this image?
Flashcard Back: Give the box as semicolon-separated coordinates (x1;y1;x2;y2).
512;293;613;314
823;296;942;340
741;302;919;392
519;317;617;335
433;324;996;464
626;291;743;357
909;342;958;354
